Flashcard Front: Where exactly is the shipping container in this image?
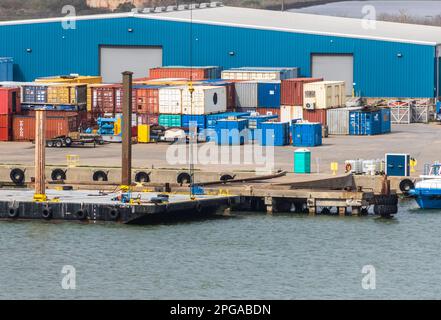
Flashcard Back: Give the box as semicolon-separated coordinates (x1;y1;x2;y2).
258;122;290;146
90;84;136;114
234;82;258;108
215;119;249;145
137;113;159;126
0;57;13;81
326;107;362;135
257;81;281;108
349;110;382;135
22;84;48;104
182;86;227;115
235;107;257;113
46;84;87;105
134;85;160;114
159;87;183;114
303;109;327;125
202;80;236;110
222;67;299;81
0;87;20;114
0;114;11;141
12;114;78;141
206;112;250;129
182;115;206;131
158;114;182;128
292;123;322;147
281;77;323;106
280;106;303;123
35;75;102;84
150;66;222;80
243;114;278;140
114;86;137;113
303;81;346;110
256;107;280;120
380;108;391;134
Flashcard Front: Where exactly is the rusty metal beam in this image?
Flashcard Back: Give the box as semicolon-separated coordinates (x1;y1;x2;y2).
121;71;133;187
34;110;46;198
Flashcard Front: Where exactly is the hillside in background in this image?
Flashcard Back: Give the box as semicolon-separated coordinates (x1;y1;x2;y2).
1;0;441;26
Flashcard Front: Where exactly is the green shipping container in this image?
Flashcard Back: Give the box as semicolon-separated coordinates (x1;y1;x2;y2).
159;114;182;128
294;148;311;174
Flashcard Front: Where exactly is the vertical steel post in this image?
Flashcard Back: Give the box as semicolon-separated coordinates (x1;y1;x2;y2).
34;110;46;200
121;71;133;187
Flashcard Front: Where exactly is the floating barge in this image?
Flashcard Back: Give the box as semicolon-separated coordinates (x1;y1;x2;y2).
0;189;239;224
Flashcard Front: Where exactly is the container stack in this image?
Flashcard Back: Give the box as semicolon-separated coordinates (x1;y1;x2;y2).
280;77;323;123
0;86;20;141
149;66;222;80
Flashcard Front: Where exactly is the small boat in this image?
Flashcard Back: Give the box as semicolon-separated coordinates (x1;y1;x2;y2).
409;164;441;209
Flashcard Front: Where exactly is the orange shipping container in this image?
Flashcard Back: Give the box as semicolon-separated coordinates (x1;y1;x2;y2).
12;115;79;141
281;78;323;106
135;87;160;114
149;68;209;80
303;109;327;125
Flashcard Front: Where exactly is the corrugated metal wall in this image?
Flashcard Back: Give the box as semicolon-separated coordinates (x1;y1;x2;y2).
0;16;436;97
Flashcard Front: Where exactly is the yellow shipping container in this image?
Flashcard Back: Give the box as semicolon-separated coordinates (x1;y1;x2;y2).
47;84;70;104
138;124;151;143
35;75;102;84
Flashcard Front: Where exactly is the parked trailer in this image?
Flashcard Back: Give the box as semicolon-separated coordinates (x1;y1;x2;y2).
45;133;104;148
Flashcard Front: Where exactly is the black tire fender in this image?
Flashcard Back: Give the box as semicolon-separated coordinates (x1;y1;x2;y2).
109;208;119;220
135;171;150;183
76;209;88;220
8;207;19;219
177;172;191;185
42;207;53;220
93;170;108;182
51;169;67;181
399;179;415;194
10;168;25;185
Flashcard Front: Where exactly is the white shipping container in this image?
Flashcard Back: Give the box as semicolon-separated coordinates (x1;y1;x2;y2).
159;87;183;114
303;81;346;110
235;81;258;108
182;86;227;115
280;105;303;123
221;67;299;81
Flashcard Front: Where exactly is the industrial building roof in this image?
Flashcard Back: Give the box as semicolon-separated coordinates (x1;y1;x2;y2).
1;5;441;46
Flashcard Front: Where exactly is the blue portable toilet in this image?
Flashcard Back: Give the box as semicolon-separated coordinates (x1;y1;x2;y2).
257;81;281;108
258;122;290;146
385;153;410;176
215;119;249;145
292;123;322;147
349;110;381;135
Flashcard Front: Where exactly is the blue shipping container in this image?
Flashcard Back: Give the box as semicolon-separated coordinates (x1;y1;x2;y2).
182;115;206;131
349;110;382;135
0;57;13;81
243;114;278;140
257;81;281;108
258;122;290;146
206;112;250;129
292;123;322;147
215;119;249;145
379;108;391;134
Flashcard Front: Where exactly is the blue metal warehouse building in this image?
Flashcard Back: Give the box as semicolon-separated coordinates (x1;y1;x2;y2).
1;4;441;98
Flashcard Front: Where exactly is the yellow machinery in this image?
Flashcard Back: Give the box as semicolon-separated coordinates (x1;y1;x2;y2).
138;124;151;143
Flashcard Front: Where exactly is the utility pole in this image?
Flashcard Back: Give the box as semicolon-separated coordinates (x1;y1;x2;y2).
121;71;133;188
34;110;46;202
281;0;285;11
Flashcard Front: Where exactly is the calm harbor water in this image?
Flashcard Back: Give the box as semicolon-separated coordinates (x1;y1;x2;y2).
292;1;441;18
0;199;440;300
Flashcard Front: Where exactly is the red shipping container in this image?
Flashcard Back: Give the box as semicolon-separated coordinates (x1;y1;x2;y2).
0;87;21;114
149;67;209;80
135;87;160;114
137;114;159;126
114;87;137;114
256;107;280;120
0;114;11;141
12;115;79;141
281;78;323;106
223;82;236;110
91;85;118;114
303;109;327;125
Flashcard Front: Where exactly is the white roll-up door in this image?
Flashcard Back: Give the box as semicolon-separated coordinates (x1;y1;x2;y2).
100;46;163;83
312;54;354;96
